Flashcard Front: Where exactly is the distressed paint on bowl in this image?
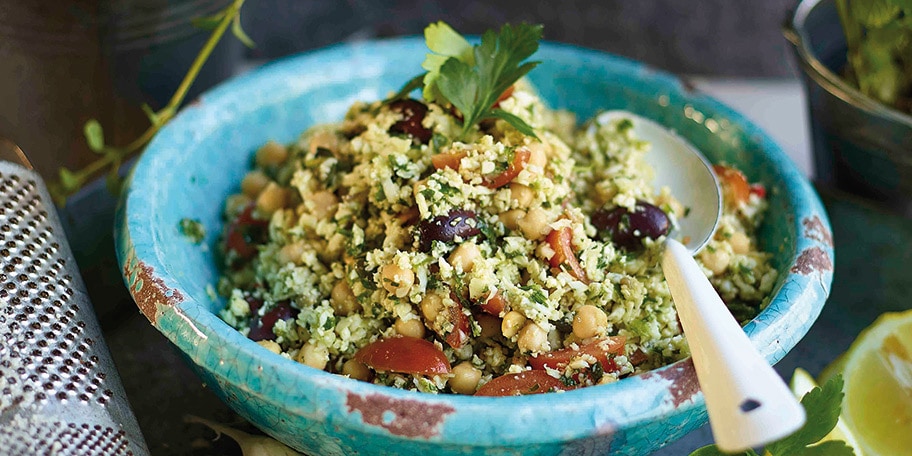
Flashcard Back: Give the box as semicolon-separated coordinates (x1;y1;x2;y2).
115;38;833;456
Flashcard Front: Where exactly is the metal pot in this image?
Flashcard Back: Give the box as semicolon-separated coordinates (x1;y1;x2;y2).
784;0;912;217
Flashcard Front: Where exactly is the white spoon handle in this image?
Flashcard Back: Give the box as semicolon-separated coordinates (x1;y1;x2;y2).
662;239;805;453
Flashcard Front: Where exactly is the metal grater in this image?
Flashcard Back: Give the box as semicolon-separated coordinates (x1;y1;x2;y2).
0;140;149;455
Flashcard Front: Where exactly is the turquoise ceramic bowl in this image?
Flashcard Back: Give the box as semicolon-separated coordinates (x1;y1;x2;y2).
115;38;833;455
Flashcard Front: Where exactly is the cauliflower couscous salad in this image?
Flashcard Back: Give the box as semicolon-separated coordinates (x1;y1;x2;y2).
217;22;777;396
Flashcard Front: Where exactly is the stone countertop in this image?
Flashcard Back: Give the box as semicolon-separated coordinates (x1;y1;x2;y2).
65;79;911;455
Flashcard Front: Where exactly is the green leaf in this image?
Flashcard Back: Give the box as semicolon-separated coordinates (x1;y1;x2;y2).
424;21;474;64
850;0;900;28
434;22;543;138
688;445;756;456
83;119;104;153
790;440;856;456
767;375;845;455
420;21;474;102
231;14;255;49
436;57;481;132
57;167;82;192
191;11;225;31
488;108;538;138
388;73;427;102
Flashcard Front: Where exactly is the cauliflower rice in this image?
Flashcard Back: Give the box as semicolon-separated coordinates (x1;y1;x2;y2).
217;81;777;395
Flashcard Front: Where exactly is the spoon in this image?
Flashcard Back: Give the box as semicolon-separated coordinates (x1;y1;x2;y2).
594;111;805;452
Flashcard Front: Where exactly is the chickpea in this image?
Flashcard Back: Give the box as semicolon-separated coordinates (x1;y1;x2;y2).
509;183;535;207
499;209;526;231
278;241;306;265
448;242;481;273
256;182;288;217
308;130;339;155
342;359;372;381
256;340;282;354
572;305;609;339
476;313;501;339
296;342;329;370
517;321;549;353
395;317;426;339
241;170;271;197
700;248;731;275
381;264;415;298
729;231;751;255
330;280;361;316
517;207;551;240
526;142;549;170
256;141;289;167
224;193;252;217
420;292;444;323
310;190;338;220
449;361;482;395
501;311;527;338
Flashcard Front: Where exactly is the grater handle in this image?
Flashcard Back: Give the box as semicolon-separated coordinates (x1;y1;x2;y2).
0;153;149;455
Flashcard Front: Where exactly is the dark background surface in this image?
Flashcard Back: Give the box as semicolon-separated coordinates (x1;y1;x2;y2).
26;0;893;455
239;0;799;78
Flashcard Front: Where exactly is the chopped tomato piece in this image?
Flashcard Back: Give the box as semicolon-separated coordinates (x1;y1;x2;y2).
545;226;589;283
474;370;569;396
445;304;471;349
354;336;451;376
480;291;507;316
431;151;467;170
484;148;531;189
225;203;269;261
749;183;766;199
529;336;626;372
712;164;750;207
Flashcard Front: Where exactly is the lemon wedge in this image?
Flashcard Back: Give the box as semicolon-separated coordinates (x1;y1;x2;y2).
789;367;863;455
834;310;912;456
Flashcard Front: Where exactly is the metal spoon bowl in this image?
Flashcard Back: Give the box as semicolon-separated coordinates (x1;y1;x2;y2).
594;111;805;453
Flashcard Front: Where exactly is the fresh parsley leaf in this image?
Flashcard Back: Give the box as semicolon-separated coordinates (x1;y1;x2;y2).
489;108;538;136
400;22;543;140
688;374;855;456
766;375;846;455
441;23;542;138
421;21;475;103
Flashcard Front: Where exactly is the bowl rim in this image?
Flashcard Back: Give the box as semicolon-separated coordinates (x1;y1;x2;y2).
117;36;834;448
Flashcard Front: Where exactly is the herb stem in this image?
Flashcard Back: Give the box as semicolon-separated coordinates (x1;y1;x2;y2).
51;0;246;205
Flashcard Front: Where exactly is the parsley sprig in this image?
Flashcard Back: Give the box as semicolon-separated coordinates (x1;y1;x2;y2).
690;374;855;456
396;21;543;140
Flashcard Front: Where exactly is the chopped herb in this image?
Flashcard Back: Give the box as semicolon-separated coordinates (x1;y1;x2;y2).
179;218;205;244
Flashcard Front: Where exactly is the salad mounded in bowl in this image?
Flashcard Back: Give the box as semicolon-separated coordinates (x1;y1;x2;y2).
217;23;777;396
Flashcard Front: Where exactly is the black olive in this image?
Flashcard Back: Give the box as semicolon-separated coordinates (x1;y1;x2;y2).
247;300;297;342
388;99;433;144
417;209;481;251
591;201;670;251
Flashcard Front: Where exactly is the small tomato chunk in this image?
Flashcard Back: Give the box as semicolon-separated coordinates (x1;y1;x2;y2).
431;151;467;170
713;164;750;207
474;370;568;396
480;291;507;316
484;148;531;189
354;336;451;376
528;336;626;372
445;303;471;349
545;226;589;283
